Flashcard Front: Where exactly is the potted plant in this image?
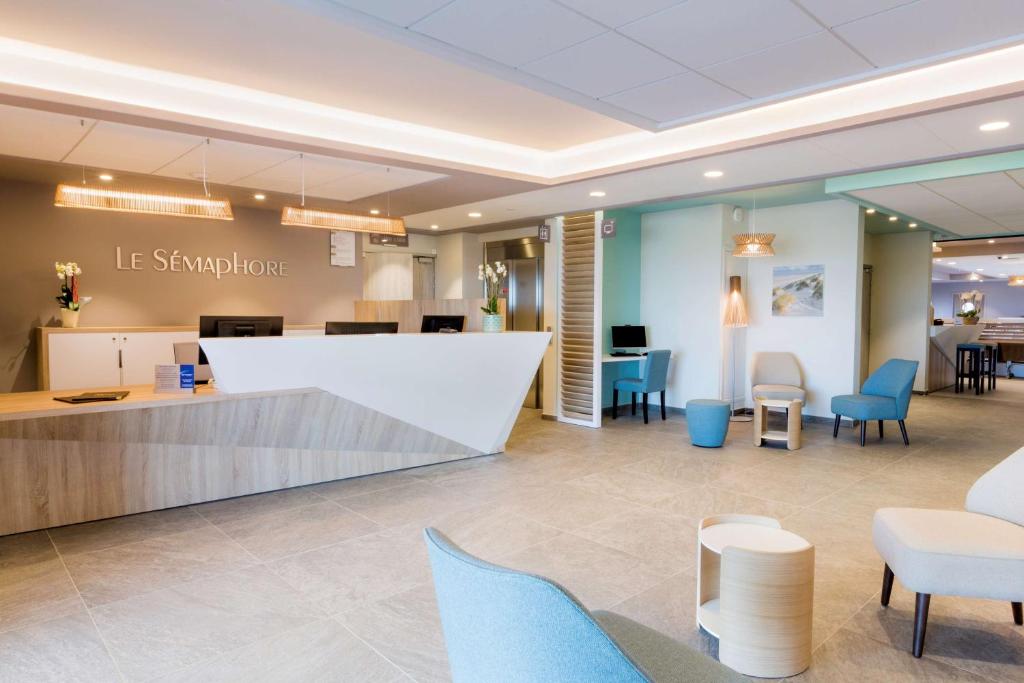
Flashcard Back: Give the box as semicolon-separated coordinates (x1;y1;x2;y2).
478;261;507;332
957;306;980;325
55;261;86;328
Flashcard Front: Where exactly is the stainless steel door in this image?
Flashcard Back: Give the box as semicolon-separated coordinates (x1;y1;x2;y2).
510;257;542;408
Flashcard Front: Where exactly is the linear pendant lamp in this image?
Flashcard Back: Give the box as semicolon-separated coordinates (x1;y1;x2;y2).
54;184;234;220
280;206;406;235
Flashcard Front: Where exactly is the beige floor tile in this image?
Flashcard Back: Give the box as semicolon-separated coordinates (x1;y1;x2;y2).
0;532;82;634
267;525;432;615
64;525;255;607
655;484;802;523
711;457;869;507
426;504;560;560
340;480;481;527
313;468;428;501
189;487;325;527
568;467;689;506
0;612;121;683
91;565;323;681
573;506;698;576
500;484;625;531
152;618;405;682
609;568;717;657
337;583;451;683
48;506;208;556
216;501;380;562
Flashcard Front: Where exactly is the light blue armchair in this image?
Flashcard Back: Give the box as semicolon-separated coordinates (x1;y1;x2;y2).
424;528;743;683
612;349;671;424
831;358;919;447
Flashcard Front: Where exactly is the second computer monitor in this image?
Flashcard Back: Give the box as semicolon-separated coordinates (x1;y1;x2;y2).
325;321;399;335
611;325;647;349
421;315;465;333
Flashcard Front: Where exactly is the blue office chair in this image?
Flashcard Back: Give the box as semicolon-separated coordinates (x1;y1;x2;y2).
424;528;744;683
612;349;671;424
831;358;919;447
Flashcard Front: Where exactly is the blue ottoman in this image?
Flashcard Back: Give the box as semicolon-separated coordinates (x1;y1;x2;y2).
686;399;731;447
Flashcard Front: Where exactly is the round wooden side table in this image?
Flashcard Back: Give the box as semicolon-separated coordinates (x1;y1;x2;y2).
696;514;815;678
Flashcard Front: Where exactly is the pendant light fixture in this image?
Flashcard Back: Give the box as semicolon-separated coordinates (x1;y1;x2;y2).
732;194;775;257
54;137;233;221
1009;275;1024;287
281;155;406;236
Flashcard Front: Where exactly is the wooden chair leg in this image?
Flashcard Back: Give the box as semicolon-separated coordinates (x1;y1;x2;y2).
878;420;884;440
1013;602;1022;626
642;393;649;424
913;593;930;658
631;392;636;416
898;419;910;446
612;389;618;419
859;420;866;447
881;564;894;606
660;390;666;420
833;414;840;438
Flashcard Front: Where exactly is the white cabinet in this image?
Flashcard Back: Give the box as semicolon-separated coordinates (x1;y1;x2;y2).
47;332;121;390
119;331;199;385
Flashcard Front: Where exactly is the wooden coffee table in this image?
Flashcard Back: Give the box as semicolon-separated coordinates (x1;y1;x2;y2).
697;514;815;678
753;397;802;450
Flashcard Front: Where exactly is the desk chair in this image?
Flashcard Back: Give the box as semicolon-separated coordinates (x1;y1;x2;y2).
424;528;744;682
611;349;671;424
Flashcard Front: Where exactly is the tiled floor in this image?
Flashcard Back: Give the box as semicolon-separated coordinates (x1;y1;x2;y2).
3;391;1023;682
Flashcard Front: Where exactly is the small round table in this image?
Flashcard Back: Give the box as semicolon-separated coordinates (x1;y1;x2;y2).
697;514;815;678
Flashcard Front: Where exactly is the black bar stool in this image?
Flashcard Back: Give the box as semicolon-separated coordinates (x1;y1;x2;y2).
955;343;983;395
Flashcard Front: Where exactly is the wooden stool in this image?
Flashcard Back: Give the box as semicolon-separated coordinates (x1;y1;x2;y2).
753;397;802;450
697;515;815;678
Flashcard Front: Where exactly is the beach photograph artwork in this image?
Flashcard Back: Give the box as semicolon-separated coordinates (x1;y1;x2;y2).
772;265;824;316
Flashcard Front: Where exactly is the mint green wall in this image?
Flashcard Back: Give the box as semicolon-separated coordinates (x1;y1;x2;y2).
601;210;642;408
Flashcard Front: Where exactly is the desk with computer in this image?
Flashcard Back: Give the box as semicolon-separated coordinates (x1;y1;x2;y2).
603;324;649;362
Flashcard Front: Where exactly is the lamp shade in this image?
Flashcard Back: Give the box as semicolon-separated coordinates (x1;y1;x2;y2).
281;206;405;235
55;184;233;220
1010;275;1024;287
731;233;775;257
723;275;749;327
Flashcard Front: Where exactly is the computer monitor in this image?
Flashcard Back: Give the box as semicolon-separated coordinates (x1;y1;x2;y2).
197;315;284;364
325;321;399;335
611;325;647;349
421;315;465;333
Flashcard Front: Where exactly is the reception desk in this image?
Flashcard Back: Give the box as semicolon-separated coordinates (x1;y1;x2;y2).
0;332;549;536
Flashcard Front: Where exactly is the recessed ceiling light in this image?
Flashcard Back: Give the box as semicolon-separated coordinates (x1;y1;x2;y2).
589;190;606;197
703;170;724;178
979;121;1010;131
98;173;113;181
988;239;996;243
888;216;898;222
468;212;482;218
253;193;266;201
430;224;439;230
908;223;918;228
977;268;985;272
369;209;380;215
948;261;957;265
865;208;876;214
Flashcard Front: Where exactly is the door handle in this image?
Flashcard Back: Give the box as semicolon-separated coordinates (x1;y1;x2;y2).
118;349;123;369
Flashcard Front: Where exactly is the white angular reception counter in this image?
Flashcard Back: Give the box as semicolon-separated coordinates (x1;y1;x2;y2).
0;332;549;535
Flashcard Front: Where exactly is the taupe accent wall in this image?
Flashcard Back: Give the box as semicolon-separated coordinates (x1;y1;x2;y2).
0;178;364;393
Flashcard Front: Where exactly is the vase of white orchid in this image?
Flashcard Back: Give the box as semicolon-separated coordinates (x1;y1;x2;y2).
55;261;88;328
478;260;507;333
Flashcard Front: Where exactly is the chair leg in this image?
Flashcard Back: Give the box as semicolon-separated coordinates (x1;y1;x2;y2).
913;593;931;658
660;390;666;420
642;393;649;424
898;419;910;446
833;414;840;438
881;564;894;606
878;420;884;440
1013;602;1022;626
631;392;636;416
859;420;866;447
612;389;618;419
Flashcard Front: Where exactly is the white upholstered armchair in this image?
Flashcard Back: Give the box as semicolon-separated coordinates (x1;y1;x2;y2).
751;352;806;402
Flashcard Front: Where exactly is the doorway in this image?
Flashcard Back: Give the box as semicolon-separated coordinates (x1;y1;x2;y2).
485;237;544;409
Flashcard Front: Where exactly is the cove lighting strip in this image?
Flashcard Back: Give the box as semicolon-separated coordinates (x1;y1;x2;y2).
54;184;233;220
281;206;406;235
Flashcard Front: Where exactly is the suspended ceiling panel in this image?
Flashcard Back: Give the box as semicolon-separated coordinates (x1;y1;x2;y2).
812;119;958;168
157;140;297;185
0;105;92;162
63;122;201;174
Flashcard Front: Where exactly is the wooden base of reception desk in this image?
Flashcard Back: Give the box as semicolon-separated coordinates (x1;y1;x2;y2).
0;385;479;536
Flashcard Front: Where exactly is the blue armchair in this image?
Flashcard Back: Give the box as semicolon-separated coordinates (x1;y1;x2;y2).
424;528;743;683
831;358;919;447
612;349;671;424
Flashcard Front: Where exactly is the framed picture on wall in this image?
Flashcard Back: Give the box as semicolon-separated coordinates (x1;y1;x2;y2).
772;265;825;317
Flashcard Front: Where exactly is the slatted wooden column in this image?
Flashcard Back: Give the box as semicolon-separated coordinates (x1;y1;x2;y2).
558;212;601;426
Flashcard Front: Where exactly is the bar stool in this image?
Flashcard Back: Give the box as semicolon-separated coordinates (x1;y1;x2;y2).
955;344;983;395
984;343;999;391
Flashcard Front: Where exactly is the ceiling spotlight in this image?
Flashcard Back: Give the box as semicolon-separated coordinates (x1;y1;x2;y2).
468;212;482;218
908;223;918;228
589;190;606;197
979;121;1010;132
430;224;439;230
888;216;898;222
253;193;266;201
98;173;113;182
948;261;957;265
703;170;724;178
369;209;381;215
865;208;876;214
988;239;996;243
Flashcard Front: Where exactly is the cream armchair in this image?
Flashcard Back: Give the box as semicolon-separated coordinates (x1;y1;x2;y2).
873;447;1024;657
751;352;806;402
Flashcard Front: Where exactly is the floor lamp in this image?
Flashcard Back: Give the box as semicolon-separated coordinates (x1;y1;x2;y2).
723;275;752;422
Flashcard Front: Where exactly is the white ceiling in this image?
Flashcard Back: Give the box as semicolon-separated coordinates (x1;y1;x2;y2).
933;253;1024;280
0;106;446;202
